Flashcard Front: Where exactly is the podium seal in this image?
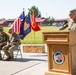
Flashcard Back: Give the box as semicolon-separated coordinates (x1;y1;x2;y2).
53;51;65;65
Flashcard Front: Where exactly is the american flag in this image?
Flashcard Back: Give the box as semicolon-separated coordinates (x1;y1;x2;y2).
11;18;21;33
11;11;25;33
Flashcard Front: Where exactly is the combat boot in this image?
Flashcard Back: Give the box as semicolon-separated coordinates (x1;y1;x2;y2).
9;52;14;61
4;56;11;61
9;57;14;61
0;54;2;60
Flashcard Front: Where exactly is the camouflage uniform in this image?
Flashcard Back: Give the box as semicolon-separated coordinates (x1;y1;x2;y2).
59;19;76;30
2;32;21;60
59;9;76;30
0;32;9;59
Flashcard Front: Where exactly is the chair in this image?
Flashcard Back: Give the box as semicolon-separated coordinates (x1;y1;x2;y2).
14;45;23;59
3;45;23;60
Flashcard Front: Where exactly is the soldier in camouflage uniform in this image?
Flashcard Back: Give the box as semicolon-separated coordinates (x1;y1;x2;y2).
58;9;76;30
2;28;21;61
0;26;9;60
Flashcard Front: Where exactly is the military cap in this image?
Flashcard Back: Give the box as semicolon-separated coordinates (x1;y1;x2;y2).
8;27;13;33
0;26;3;32
69;9;76;15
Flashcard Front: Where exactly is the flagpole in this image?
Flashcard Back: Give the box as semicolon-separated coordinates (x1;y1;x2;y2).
28;8;33;46
28;9;33;52
23;8;25;11
23;8;28;51
34;31;36;45
31;10;41;51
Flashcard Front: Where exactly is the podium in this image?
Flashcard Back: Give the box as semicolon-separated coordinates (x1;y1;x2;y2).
42;31;76;75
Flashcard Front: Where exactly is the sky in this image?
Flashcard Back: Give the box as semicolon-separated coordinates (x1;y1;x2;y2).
0;0;76;19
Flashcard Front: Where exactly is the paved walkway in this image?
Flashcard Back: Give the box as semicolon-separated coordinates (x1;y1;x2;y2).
0;53;48;75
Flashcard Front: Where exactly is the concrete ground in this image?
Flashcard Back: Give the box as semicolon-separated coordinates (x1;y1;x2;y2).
0;52;48;75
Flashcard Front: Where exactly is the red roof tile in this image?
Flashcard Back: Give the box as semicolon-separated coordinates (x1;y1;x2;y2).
55;18;70;21
35;18;46;22
0;20;6;24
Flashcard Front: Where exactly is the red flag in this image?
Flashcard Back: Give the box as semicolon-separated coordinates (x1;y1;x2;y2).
31;12;41;31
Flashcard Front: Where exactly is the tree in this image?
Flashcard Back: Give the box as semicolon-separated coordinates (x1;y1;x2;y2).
47;16;54;25
29;6;41;17
0;18;5;20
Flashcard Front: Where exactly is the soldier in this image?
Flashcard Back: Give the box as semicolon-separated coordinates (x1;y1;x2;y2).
58;9;76;30
0;26;9;60
2;28;21;61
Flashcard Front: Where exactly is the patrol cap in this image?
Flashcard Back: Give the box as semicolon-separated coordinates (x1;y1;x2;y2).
8;27;13;33
69;9;76;15
0;26;3;32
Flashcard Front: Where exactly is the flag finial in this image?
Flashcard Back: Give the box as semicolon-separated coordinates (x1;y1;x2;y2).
23;8;25;11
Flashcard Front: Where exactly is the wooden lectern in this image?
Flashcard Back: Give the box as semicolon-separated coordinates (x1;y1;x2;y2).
42;31;76;75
